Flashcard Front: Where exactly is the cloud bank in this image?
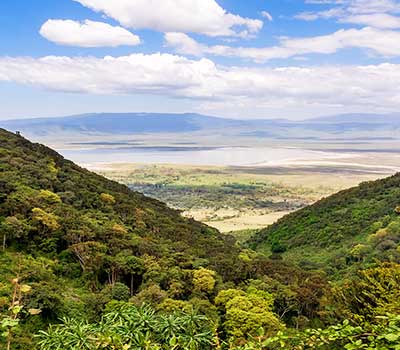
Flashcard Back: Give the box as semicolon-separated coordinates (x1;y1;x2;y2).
165;27;400;62
0;53;399;115
298;0;400;28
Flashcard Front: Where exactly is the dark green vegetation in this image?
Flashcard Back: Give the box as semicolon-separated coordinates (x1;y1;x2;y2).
0;129;399;349
129;182;300;212
250;173;400;277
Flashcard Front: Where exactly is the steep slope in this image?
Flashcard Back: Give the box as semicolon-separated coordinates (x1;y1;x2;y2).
249;173;400;272
0;128;242;274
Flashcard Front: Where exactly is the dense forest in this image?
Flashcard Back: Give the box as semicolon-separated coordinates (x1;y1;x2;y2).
0;128;399;349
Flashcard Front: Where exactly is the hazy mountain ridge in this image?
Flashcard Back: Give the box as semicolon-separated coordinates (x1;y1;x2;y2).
308;113;400;124
1;112;400;140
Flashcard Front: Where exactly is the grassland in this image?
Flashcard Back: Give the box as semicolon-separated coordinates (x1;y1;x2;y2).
92;162;386;233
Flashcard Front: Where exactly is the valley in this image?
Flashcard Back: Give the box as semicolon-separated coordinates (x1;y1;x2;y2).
1;115;387;237
2;113;400;349
7;112;399;234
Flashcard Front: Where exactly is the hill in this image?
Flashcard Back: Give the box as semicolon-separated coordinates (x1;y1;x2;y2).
0;127;237;264
249;173;400;275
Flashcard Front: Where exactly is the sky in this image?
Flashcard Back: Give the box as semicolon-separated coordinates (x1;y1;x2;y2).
1;0;400;120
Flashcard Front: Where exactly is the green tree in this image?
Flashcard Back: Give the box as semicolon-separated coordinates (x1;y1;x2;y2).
31;208;60;232
215;287;282;340
333;263;400;322
100;193;116;205
192;268;217;295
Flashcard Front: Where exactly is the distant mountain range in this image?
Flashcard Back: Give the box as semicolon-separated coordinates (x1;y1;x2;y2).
308;113;400;125
1;112;400;141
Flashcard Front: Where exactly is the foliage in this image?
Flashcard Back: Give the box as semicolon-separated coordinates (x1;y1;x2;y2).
192;268;217;295
36;302;213;350
99;192;116;205
35;304;400;350
216;288;282;340
0;278;40;350
330;263;400;322
239;315;400;350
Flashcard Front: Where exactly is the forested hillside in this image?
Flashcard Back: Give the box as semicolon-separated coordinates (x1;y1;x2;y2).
0;129;399;349
249;173;400;275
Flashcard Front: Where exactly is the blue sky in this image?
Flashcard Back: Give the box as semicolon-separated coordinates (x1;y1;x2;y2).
1;0;400;120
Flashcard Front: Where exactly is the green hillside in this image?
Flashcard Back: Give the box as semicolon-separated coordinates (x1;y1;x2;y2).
249;173;400;274
0;128;241;276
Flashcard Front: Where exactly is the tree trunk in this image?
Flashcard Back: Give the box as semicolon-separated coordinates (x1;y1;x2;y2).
2;233;6;251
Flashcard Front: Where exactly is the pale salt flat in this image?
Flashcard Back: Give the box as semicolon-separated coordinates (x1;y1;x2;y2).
60;146;352;167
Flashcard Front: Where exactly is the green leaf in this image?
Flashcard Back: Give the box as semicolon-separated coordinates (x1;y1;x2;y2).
385;333;400;342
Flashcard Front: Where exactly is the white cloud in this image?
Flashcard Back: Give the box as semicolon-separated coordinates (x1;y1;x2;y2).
0;53;400;117
298;0;400;28
73;0;263;37
164;32;298;61
261;11;273;21
304;0;400;14
0;54;216;97
295;8;344;21
165;33;206;56
40;19;141;47
165;27;400;62
281;27;400;56
340;13;400;28
345;0;400;14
